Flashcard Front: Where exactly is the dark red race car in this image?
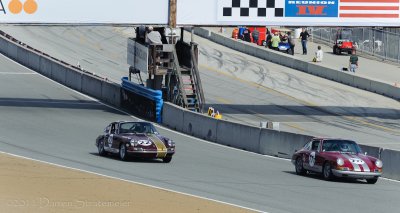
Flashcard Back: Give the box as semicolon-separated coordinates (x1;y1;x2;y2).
292;138;382;184
95;121;175;162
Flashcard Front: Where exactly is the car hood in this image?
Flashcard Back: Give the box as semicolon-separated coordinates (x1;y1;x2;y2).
325;152;376;171
119;133;166;147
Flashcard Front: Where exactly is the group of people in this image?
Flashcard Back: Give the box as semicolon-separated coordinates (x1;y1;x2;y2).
237;27;359;73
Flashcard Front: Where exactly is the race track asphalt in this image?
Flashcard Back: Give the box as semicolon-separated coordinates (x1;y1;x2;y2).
1;51;400;213
1;26;399;150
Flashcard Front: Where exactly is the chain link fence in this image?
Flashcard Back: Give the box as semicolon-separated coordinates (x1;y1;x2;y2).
312;27;400;63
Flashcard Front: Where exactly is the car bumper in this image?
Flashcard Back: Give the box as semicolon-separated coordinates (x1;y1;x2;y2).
332;170;382;179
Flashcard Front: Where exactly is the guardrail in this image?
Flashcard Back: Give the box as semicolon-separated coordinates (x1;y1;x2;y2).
193;28;400;101
163;102;400;181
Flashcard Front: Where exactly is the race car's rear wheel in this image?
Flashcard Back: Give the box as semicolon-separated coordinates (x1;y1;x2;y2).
323;162;334;180
119;144;128;161
295;157;306;175
98;140;106;156
163;156;172;163
367;178;378;184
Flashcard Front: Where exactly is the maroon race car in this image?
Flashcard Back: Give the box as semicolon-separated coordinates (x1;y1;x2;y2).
95;121;175;162
292;138;383;184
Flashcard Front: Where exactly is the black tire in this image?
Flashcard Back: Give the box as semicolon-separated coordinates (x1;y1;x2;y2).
348;51;352;54
119;144;128;161
163;156;172;163
98;139;107;156
335;47;341;55
333;46;337;54
366;178;378;184
323;162;334;181
295;157;306;175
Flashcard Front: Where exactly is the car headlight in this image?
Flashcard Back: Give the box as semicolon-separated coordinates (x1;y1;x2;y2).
375;160;383;168
337;158;345;166
167;139;175;147
130;139;138;147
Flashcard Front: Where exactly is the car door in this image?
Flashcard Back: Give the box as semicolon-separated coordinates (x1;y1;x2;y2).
104;123;117;151
305;140;321;172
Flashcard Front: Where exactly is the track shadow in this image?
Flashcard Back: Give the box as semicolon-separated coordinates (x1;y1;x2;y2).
283;171;368;184
0;98;125;115
89;152;164;163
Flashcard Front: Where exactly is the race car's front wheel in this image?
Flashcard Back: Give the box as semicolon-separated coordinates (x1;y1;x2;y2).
98;140;106;156
366;178;378;184
323;162;334;180
295;157;306;175
163;156;172;163
119;144;128;161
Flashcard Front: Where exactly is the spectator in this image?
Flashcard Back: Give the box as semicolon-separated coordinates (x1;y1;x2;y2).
271;32;281;50
287;32;295;55
252;28;260;44
315;46;323;62
241;29;252;42
266;30;273;49
300;28;310;55
349;50;359;73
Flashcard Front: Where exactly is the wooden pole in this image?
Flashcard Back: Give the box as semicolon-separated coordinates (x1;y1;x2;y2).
169;0;177;28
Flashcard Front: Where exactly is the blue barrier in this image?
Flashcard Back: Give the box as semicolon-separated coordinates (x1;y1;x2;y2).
121;77;163;123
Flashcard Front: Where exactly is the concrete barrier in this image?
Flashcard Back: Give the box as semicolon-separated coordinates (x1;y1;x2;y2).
337;71;354;86
387;85;400;100
17;46;29;64
359;144;382;159
183;110;218;142
370;80;389;96
7;42;18;60
101;81;121;107
39;57;53;77
0;37;7;53
259;129;313;159
51;62;67;84
28;51;41;71
353;75;372;91
292;59;308;72
256;48;269;61
81;74;103;100
162;103;185;132
381;149;400;180
216;120;261;153
65;68;82;91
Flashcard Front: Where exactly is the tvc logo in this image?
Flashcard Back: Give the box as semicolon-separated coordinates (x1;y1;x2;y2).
297;6;327;15
0;0;38;14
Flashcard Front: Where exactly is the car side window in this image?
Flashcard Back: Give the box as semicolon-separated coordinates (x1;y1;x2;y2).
104;125;110;134
303;142;312;151
311;140;320;151
110;123;116;134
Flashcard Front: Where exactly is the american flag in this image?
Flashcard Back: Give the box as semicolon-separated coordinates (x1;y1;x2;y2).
339;0;400;18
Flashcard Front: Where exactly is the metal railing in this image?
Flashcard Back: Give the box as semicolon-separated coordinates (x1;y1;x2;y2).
312;27;400;63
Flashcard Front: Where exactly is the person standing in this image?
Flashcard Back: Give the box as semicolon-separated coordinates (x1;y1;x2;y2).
300;28;310;55
271;32;281;50
349;50;359;73
252;28;259;44
287;32;295;55
315;46;323;62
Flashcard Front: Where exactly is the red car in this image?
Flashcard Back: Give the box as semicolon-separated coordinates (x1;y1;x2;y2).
292;138;383;184
333;28;356;55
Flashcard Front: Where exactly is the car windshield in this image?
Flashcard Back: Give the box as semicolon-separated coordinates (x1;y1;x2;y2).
339;30;352;40
119;122;157;134
322;140;361;154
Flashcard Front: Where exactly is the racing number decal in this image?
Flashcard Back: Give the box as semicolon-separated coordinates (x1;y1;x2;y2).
309;152;316;167
108;134;113;148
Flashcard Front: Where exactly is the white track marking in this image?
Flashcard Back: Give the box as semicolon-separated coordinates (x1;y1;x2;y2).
0;151;265;213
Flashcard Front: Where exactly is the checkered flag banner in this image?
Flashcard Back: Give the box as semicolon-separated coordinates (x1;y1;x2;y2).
218;0;285;20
